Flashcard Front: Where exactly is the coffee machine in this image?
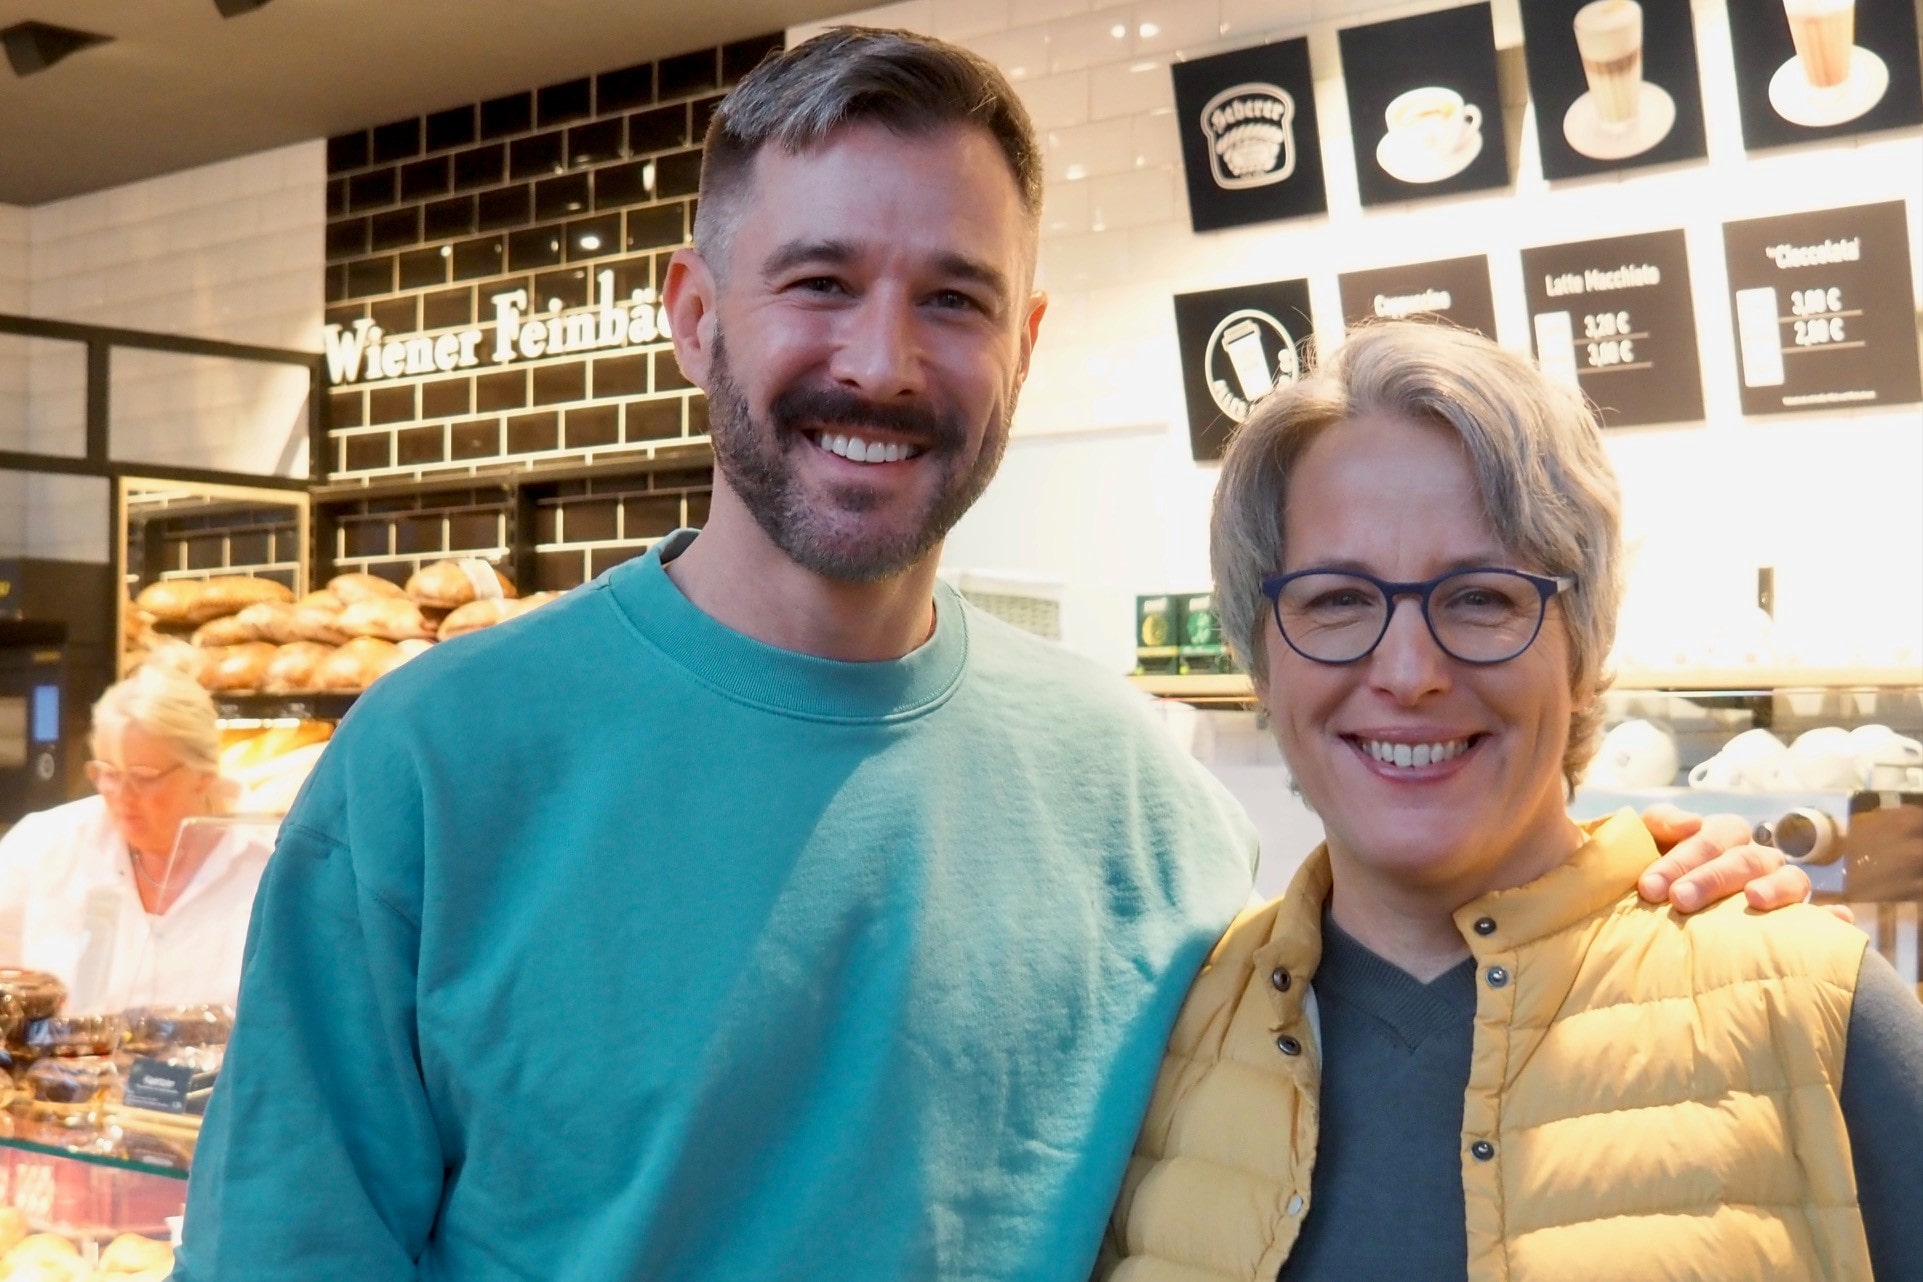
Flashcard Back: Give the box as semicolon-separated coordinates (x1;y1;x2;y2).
0;619;69;834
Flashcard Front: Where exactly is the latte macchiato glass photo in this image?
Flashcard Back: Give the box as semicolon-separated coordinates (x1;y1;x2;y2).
1574;0;1645;126
1785;0;1856;88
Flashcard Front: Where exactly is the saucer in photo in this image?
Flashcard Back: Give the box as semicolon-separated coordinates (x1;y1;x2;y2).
1768;47;1889;127
1376;126;1482;184
1562;81;1676;160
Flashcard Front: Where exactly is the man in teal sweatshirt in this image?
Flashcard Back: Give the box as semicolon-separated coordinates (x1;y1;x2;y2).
175;27;1805;1282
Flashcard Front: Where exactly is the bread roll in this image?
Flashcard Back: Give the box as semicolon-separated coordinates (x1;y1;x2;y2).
199;575;295;616
97;1233;175;1276
407;558;517;610
395;638;435;661
235;600;301;645
0;1206;25;1255
328;572;407;605
192;615;256;648
262;642;335;694
134;578;215;626
338;598;435;642
289;602;351;645
314;636;402;692
204;641;278;692
297;589;343;611
437;597;518;641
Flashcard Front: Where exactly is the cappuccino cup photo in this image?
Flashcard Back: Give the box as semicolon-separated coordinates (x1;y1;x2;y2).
1785;0;1856;89
1384;86;1481;156
1574;0;1644;127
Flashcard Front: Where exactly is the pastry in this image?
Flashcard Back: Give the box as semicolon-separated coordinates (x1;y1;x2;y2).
205;641;278;692
191;615;256;648
0;969;66;1025
12;1055;117;1128
120;1005;234;1056
314;636;402;692
0;1205;25;1255
406;558;517;610
26;1013;122;1058
328;571;407;605
261;642;334;693
338;598;436;642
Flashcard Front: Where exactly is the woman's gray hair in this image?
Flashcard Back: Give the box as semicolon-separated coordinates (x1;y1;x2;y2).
1210;321;1624;793
694;26;1042;272
90;644;222;774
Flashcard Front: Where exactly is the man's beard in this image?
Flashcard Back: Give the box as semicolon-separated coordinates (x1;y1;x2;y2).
703;333;1015;583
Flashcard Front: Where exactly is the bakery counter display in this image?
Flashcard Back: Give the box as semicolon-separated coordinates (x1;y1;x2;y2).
0;973;214;1273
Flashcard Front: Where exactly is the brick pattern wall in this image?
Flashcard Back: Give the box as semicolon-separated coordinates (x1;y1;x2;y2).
131;495;303;593
319;32;782;591
321;33;780;480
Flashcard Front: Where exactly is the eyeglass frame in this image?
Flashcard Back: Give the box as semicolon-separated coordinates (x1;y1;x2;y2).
1258;566;1578;667
85;759;189;797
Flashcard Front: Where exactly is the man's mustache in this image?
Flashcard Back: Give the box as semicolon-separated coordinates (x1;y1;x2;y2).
769;385;964;450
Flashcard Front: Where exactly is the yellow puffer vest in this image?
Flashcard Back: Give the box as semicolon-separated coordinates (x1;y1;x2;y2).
1102;810;1872;1282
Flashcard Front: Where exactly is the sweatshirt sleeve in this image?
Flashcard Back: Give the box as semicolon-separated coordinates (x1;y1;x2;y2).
1839;945;1923;1282
170;819;445;1280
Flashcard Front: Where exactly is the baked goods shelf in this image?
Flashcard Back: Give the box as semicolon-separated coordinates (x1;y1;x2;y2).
1129;666;1923;706
0;1132;186;1183
211;692;358;723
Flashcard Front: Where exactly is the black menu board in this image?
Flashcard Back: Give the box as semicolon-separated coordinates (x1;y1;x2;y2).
1337;256;1498;338
1173;278;1315;461
1338;4;1510;207
1172;39;1329;233
1722;201;1922;414
1518;0;1709;179
1521;229;1705;427
1726;0;1923;150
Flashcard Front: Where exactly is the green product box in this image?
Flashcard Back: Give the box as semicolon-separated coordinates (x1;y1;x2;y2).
1133;593;1183;674
1178;592;1237;674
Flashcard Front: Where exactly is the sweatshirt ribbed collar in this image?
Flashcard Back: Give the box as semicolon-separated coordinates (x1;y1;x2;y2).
603;529;969;723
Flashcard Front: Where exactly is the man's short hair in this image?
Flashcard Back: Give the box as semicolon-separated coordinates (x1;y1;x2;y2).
694;27;1043;271
1210;321;1625;795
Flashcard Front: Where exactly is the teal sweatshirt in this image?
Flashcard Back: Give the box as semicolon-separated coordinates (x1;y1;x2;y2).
175;532;1257;1282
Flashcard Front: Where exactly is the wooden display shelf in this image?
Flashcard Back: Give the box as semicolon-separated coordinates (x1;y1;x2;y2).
212;692;358;723
1129;666;1923;706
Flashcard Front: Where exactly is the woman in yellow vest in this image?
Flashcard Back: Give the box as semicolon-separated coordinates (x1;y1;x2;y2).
1101;322;1921;1282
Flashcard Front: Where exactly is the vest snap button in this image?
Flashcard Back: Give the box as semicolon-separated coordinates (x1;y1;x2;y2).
1485;965;1509;989
1271;967;1291;992
1473;916;1497;936
1471;1140;1496;1161
1286;1194;1305;1215
1275;1033;1302;1056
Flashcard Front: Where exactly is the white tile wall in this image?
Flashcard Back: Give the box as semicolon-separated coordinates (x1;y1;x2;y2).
791;0;1923;687
19;141;326;481
0;205;29;451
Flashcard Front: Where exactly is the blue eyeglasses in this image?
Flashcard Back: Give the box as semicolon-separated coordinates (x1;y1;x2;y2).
1260;567;1576;665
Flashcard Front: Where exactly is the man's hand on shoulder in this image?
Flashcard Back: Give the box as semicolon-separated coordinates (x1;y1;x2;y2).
1635;803;1851;921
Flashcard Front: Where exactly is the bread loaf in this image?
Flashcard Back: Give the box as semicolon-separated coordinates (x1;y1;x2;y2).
437;597;518;641
328;572;407;605
338;598;436;641
261;642;335;694
407;558;517;610
97;1232;175;1277
191;615;257;648
289;603;351;645
134;579;216;626
297;589;343;611
314;636;402;692
199;575;295;616
204;641;278;692
235;600;301;645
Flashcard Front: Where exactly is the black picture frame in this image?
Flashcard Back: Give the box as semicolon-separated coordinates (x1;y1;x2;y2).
1337;255;1499;339
1173;278;1316;462
1726;0;1923;150
1518;0;1709;179
1172;38;1329;233
1338;3;1511;207
1721;200;1922;414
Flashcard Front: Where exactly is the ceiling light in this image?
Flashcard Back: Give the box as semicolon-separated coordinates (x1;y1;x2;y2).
1;21;111;76
1139;23;1160;38
578;233;602;251
213;0;276;16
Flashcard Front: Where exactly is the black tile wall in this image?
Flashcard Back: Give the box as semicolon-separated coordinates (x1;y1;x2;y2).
320;31;762;579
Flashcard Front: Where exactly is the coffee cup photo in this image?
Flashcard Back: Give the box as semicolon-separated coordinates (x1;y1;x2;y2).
1376;86;1484;184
